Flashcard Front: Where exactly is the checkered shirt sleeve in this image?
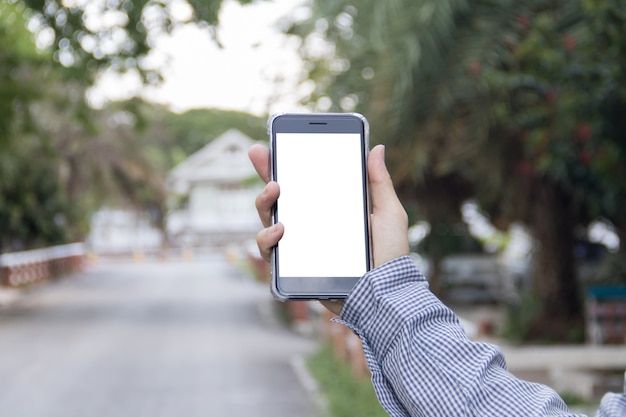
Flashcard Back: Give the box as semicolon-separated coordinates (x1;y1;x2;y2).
335;256;617;417
597;393;626;417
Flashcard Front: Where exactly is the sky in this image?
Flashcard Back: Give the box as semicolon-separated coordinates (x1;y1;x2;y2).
88;0;310;116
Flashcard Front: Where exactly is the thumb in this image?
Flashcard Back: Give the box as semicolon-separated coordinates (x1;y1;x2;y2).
368;145;403;213
368;144;409;267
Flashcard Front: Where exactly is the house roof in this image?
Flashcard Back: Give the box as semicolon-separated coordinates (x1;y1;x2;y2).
167;129;262;194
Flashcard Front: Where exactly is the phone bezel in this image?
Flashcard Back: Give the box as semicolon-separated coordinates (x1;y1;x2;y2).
268;113;371;301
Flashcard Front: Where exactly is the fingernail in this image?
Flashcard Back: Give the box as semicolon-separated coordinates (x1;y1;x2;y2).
270;223;282;235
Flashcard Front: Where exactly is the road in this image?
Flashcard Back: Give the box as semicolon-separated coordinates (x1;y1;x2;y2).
0;253;319;417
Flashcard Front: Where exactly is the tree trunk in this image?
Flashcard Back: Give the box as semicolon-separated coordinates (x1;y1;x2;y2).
616;223;626;265
427;244;444;298
527;179;583;341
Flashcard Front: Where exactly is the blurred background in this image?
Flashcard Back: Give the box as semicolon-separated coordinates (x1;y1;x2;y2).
1;0;625;415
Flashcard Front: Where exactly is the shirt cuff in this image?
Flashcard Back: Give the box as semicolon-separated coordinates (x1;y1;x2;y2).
338;256;438;359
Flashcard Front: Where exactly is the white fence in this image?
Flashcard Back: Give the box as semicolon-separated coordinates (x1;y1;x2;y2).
0;243;86;287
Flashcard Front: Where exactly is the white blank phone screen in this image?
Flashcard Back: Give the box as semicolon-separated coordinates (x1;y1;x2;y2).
275;132;368;278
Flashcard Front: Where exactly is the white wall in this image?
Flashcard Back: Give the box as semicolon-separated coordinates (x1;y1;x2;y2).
88;209;163;254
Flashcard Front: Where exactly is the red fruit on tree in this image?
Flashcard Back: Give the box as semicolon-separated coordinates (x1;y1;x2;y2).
468;60;481;75
517;160;535;176
516;14;530;28
563;34;577;51
578;151;592;166
545;88;559;104
575;123;592;143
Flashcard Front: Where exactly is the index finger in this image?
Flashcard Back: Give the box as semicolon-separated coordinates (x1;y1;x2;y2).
248;144;271;183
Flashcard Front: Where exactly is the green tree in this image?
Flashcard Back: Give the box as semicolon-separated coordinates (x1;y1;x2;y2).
1;0;262;252
21;0;251;84
0;0;42;147
469;1;626;338
287;0;626;341
0;0;72;250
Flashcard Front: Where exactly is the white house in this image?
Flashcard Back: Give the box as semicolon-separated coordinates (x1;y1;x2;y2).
87;208;163;255
166;129;264;247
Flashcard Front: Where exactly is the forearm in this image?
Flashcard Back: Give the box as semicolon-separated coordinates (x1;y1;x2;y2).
339;256;580;416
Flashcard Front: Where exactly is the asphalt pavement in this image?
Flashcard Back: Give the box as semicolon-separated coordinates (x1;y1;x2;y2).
0;253;319;417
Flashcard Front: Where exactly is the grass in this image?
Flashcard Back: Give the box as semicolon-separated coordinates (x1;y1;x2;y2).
558;391;589;407
306;343;387;417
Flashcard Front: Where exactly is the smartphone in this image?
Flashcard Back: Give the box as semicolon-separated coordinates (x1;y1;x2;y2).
268;113;372;300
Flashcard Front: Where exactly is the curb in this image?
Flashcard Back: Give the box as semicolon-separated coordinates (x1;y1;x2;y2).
290;354;330;417
257;299;329;416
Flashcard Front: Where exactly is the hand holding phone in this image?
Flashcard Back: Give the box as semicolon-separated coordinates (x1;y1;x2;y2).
267;113;372;300
250;145;410;314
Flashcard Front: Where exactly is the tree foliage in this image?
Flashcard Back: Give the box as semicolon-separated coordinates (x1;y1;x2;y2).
20;0;245;82
287;0;626;340
0;0;264;252
0;0;70;249
162;107;266;163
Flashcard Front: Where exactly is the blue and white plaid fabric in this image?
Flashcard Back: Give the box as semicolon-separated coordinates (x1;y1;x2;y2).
596;393;626;417
335;256;625;417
